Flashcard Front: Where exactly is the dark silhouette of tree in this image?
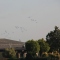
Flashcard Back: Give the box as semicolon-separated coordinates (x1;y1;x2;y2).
46;26;60;52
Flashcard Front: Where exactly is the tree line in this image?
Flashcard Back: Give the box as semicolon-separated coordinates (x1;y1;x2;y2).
3;26;60;59
25;26;60;58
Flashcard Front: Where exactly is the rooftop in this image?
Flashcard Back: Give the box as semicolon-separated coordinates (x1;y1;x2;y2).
0;38;25;50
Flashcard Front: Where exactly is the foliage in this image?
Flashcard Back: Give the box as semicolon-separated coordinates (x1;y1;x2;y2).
38;38;50;55
25;39;40;58
48;52;60;60
8;58;19;60
0;52;4;58
3;48;16;58
34;57;48;60
46;26;60;51
42;52;48;57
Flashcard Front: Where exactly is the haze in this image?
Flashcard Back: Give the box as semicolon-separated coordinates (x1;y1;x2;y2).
0;0;60;42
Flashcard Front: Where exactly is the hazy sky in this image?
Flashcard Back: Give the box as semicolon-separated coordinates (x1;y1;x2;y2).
0;0;60;42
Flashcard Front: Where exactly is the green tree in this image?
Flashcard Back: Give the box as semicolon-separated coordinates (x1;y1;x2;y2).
46;26;60;51
25;39;40;58
38;38;50;56
3;48;16;58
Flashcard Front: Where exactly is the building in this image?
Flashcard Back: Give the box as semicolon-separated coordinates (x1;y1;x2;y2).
0;38;26;58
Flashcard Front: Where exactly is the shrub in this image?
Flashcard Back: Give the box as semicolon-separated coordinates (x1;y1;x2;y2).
3;48;16;58
42;53;48;57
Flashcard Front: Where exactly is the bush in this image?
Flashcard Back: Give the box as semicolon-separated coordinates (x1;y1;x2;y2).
42;52;48;57
3;48;16;58
34;57;47;60
0;52;4;58
8;58;18;60
48;53;60;60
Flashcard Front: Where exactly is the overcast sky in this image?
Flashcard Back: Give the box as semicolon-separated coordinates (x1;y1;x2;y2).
0;0;60;42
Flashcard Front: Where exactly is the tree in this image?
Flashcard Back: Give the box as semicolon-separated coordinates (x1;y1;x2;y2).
38;38;50;56
46;26;60;51
3;48;16;58
25;39;40;58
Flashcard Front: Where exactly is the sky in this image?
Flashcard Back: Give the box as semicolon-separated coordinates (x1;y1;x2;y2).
0;0;60;42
